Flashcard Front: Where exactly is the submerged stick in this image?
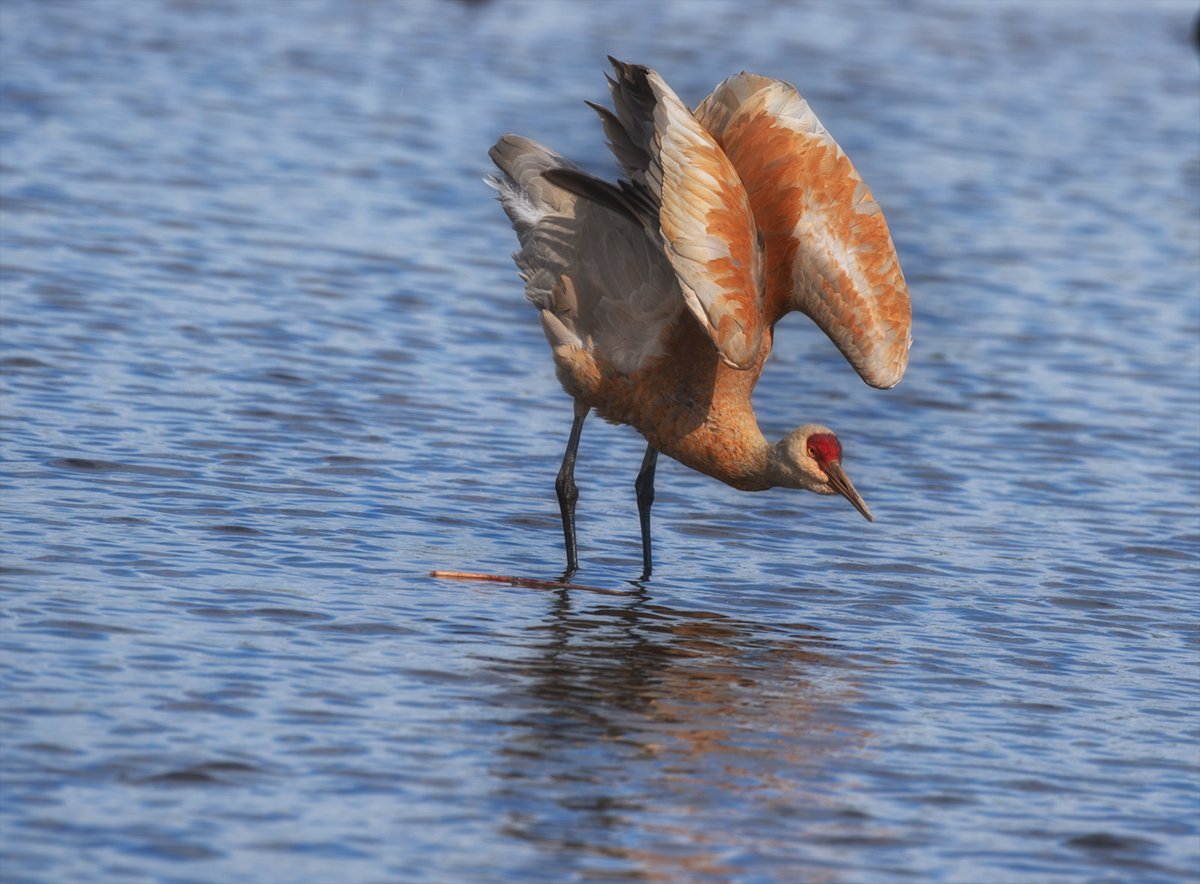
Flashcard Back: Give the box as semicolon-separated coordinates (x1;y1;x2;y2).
429;570;626;594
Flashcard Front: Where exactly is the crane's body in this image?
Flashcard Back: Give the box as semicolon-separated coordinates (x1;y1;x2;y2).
488;58;911;576
558;299;772;492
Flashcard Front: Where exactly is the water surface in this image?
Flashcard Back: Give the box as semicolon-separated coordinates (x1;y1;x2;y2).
2;1;1198;881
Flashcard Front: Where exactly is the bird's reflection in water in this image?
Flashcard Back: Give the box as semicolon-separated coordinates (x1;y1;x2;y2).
483;583;869;879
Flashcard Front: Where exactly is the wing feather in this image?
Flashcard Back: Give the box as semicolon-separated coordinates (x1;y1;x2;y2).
695;73;912;388
602;58;766;370
489;134;683;381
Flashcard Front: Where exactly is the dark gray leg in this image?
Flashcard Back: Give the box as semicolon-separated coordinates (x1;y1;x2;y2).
635;444;658;578
555;402;588;578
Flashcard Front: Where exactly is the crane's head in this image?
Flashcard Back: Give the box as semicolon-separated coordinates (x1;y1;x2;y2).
770;424;873;520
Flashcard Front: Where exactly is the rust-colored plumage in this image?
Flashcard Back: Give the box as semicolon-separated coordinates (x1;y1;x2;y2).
488;58;912;577
695;72;911;387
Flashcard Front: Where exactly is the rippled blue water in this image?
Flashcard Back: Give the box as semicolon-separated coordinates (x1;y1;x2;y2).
2;1;1198;881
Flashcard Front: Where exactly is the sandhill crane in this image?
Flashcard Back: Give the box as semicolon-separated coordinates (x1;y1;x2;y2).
488;57;911;578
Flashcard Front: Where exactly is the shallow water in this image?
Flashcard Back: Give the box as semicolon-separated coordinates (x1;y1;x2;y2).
2;0;1198;881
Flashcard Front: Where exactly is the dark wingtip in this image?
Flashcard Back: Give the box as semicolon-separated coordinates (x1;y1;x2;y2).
583;99;609;117
606;56;646;84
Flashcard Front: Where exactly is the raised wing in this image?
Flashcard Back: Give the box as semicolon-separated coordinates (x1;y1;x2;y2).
593;58;766;371
488;134;684;379
695;73;912;388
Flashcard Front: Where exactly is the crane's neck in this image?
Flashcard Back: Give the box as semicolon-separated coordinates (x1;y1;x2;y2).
683;417;774;492
657;422;825;493
620;393;764;490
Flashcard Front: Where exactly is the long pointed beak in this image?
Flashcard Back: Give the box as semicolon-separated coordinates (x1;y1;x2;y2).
825;462;874;522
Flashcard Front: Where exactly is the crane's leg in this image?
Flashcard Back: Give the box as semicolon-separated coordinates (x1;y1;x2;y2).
555;401;589;579
635;444;659;579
